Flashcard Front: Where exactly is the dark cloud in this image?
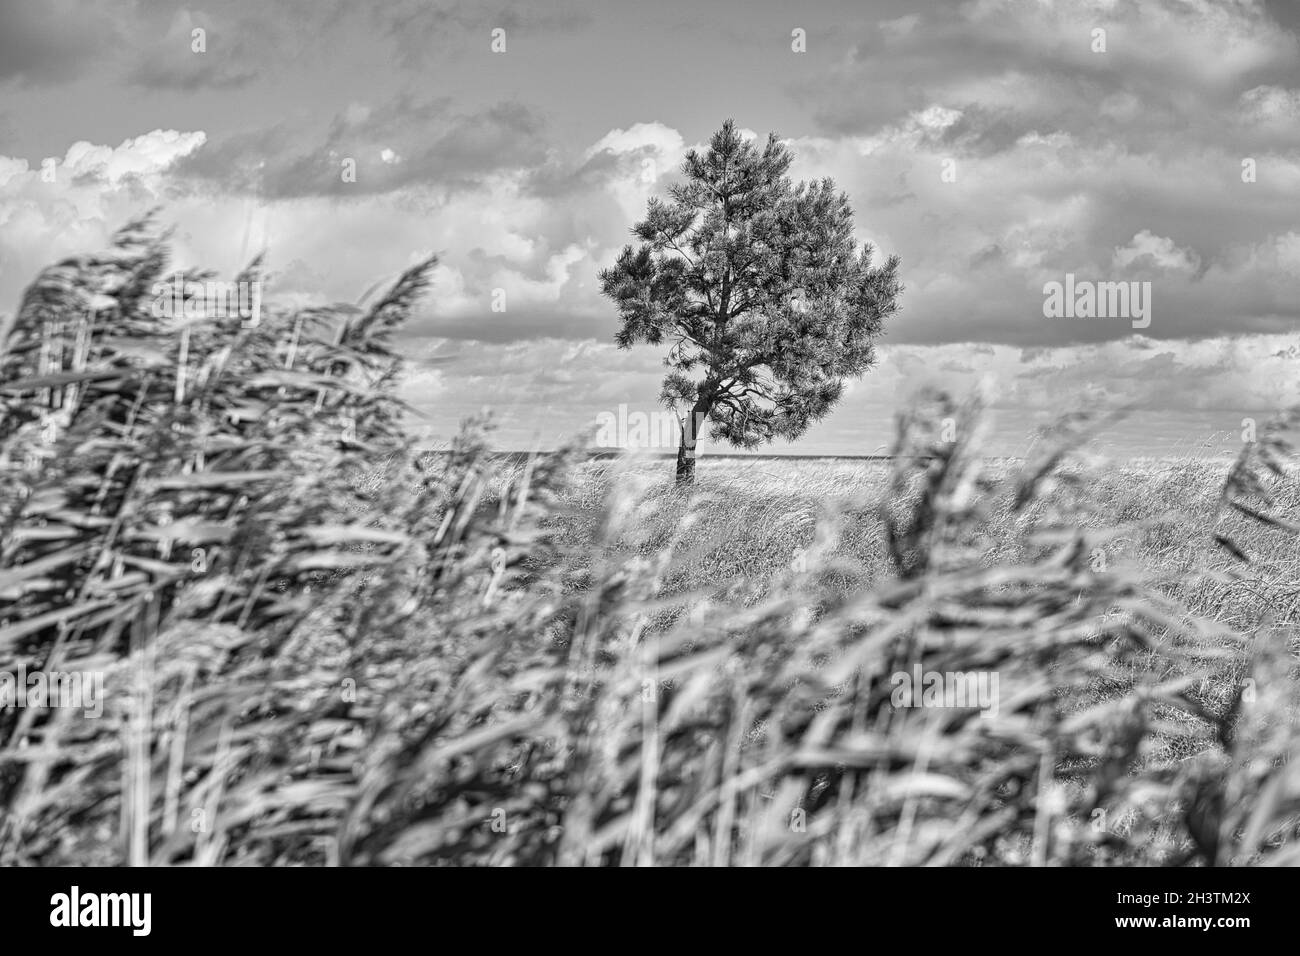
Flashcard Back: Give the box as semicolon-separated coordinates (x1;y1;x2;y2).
4;0;1299;364
968;244;1004;270
525;149;633;201
373;0;592;68
173;98;550;197
124;5;285;91
1263;0;1300;34
0;0;116;84
406;306;611;345
801;0;1299;153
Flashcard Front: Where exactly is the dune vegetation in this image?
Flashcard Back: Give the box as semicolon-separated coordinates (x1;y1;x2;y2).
2;222;1298;866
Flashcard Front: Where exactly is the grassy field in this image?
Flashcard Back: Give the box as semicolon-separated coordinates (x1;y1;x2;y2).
550;453;1295;726
3;224;1299;866
453;429;1300;866
546;451;1297;637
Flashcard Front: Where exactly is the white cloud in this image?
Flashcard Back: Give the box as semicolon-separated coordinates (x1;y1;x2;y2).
1240;84;1300;120
1112;230;1200;273
0;130;210;312
60;129;208;184
585;122;685;160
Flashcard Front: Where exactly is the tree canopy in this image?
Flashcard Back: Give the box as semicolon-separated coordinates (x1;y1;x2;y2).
600;120;903;481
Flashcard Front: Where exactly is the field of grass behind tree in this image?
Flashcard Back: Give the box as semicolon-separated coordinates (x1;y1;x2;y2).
2;224;1299;866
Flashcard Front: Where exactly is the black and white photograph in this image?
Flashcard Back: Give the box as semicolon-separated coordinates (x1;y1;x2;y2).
0;0;1297;919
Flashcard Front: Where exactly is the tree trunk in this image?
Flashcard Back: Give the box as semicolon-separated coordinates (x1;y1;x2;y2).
675;404;707;486
675;438;696;485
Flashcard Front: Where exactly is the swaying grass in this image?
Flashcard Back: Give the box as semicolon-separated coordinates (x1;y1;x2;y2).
2;223;1298;866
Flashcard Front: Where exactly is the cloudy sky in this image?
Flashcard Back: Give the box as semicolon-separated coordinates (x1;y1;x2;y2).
2;0;1298;457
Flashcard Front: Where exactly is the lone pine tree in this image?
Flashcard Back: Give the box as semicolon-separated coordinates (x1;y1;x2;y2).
600;120;903;484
